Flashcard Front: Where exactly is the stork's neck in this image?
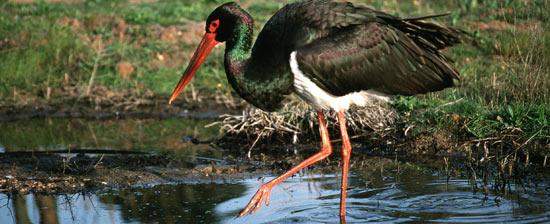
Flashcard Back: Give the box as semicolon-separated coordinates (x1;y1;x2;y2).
223;9;293;111
222;13;258;104
224;18;253;78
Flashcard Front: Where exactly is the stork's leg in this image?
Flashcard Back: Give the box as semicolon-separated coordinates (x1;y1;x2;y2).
337;110;352;221
239;111;333;217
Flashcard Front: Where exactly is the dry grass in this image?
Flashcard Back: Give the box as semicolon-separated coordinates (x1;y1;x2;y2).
212;96;397;143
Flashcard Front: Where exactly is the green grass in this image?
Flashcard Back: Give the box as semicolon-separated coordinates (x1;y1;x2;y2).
0;0;548;152
346;0;550;148
0;14;86;94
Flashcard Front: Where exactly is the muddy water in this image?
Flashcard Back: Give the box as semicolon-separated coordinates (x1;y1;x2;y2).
0;118;549;223
0;118;220;153
0;170;549;223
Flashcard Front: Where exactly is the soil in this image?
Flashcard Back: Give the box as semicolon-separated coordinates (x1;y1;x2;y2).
0;89;242;122
0;149;270;194
0;144;371;195
0;135;547;195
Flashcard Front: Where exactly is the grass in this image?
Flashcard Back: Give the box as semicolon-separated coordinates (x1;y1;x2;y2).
385;0;550;152
0;1;548;157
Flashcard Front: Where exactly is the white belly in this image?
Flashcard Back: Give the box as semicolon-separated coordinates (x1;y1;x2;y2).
290;52;390;111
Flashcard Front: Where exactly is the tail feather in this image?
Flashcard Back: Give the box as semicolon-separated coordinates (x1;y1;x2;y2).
386;14;462;50
407;20;461;49
403;12;452;21
378;13;463;83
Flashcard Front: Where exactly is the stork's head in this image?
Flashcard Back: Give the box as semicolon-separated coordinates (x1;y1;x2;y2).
169;2;248;104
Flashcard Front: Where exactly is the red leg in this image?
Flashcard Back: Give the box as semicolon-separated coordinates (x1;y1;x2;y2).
337;111;352;222
239;111;333;217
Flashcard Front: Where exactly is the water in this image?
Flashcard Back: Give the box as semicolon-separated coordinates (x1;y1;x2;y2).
0;118;220;153
1;118;549;223
0;170;549;223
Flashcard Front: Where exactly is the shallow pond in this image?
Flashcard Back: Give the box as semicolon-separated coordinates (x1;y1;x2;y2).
1;169;549;223
0;118;220;155
0;118;549;223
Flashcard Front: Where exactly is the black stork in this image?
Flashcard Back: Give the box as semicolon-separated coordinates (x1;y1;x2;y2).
168;0;460;221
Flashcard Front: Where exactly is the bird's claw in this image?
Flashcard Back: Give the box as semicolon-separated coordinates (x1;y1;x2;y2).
239;183;273;217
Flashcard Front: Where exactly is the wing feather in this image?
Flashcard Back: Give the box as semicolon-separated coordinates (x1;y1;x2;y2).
251;0;460;97
295;23;459;96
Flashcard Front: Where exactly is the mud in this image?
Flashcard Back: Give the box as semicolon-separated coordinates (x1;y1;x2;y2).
0;94;240;122
0;150;267;194
0;139;547;199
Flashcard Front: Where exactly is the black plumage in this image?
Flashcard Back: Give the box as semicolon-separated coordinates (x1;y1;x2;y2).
169;0;463;220
289;0;461;96
296;21;460;96
238;0;461;108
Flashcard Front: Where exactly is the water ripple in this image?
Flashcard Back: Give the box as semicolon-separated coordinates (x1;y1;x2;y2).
219;174;550;224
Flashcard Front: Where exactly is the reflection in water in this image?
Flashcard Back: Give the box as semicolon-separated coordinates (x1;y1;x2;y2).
0;118;220;153
35;195;58;224
0;166;548;224
0;184;247;224
13;195;31;224
99;184;246;223
4;195;59;224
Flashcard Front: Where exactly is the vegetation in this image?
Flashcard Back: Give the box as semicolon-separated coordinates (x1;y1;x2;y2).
0;0;284;103
0;1;548;161
388;0;550;160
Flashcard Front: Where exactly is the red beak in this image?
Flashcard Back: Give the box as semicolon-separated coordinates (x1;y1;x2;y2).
169;33;219;104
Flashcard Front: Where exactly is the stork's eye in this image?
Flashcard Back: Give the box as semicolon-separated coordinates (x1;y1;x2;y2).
209;19;220;32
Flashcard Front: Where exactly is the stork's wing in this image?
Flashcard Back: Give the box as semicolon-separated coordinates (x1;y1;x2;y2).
295;22;459;96
295;0;393;30
291;1;460;49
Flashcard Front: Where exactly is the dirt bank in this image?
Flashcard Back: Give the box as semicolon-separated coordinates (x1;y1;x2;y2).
0;149;269;194
0;138;547;196
0;89;241;122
